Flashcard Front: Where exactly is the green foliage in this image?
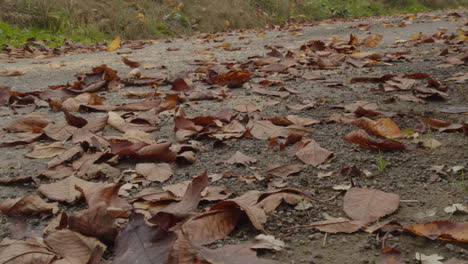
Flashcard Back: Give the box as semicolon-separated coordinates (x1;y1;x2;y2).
377;150;389;172
0;0;466;47
453;170;467;192
0;19;107;48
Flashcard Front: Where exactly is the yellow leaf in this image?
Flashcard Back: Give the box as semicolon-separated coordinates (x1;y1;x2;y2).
256;33;265;38
107;36;121;52
224;19;230;27
458;28;467;40
363;34;383;48
138;13;145;22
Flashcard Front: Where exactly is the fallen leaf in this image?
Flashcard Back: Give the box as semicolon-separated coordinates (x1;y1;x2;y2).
4;112;50;133
403;221;468;243
38;176;94;204
352;117;404;139
252;234;286;251
343;130;406;150
266;164;305;177
224;151;257;166
45;229;106;263
113;214;176;264
107;36;121;52
25;142;66;159
234;103;261;113
0;238;56;263
209;70;251;88
363;34;383;47
0;194;59;216
343;187;400;223
295;139;333;166
415;253;444;264
78;183;132;217
350;74;395;83
376;248;403;264
136;163;173;182
122;57;140;68
181;208;242;245
69;202;119;244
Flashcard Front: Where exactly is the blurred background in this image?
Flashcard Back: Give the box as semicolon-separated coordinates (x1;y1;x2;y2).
1;0;466;46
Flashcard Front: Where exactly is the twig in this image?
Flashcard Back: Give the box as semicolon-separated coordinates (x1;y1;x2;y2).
322;233;328;247
400;200;420;203
381;226;403;249
283;219;350;231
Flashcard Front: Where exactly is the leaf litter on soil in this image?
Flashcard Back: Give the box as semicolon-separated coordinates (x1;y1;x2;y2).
0;11;467;264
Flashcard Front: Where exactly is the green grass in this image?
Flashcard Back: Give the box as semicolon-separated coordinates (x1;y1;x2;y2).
377;150;389;172
0;20;106;48
453;169;467;192
0;0;466;48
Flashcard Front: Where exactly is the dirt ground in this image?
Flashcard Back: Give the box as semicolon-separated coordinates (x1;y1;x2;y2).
0;9;467;264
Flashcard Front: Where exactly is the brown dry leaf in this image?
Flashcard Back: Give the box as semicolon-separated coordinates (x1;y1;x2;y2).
109;140;177;162
0;194;59;216
47;145;84;168
0;238;57;264
285;115;320;126
224;151;257;166
113;214;177;264
0;70;24;77
38;176;94;204
266;164;305;177
252;234;286;251
63;109;87;128
78;183;132;217
350;74;395;83
211;200;267;232
287;101;316;111
172;78;192;92
246;120;312;140
43;122;78;141
234;103;262;113
343;187;400;224
62;93;105;112
209;70;252;88
4;112;50;133
255;188;319;214
136;163;173;182
25;142;67;159
403;220;468;243
108;111;157;132
69;202;118;244
181;209;242;245
402;72;431;79
122;57;140;68
352;117;404;139
375;248;403;264
363;34;383;47
421;118;463;132
176;151;196;164
344;101;379;113
149;171;208;227
295;140;333;166
38;165;75;180
45;229;106;263
343;130;406;151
